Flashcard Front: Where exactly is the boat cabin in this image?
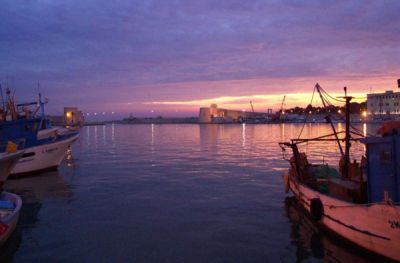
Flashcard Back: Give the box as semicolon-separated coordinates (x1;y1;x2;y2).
362;133;400;203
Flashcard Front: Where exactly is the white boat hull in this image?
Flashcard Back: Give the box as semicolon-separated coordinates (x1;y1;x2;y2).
11;134;79;175
287;175;400;261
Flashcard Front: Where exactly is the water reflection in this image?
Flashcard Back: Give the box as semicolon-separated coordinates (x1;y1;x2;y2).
199;125;219;150
111;123;115;142
0;171;73;262
363;123;367;137
284;197;386;263
280;123;285;141
94;125;98;147
242;123;246;147
102;125;106;144
0;123;385;262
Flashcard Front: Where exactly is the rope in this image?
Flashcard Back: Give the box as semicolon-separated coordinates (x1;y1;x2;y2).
319;85;346;103
297;86;316;140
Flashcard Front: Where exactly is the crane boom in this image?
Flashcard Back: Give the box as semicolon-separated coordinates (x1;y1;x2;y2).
279;95;286;120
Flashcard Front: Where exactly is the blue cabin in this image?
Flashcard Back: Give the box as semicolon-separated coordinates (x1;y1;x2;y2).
0;117;53;151
362;134;400;203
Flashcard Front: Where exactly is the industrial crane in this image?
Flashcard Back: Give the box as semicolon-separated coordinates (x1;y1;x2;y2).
250;101;255;114
279;95;286;120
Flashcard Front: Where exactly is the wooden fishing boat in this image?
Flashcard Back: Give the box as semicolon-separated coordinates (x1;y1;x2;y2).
0;191;22;246
0;148;24;245
280;84;400;261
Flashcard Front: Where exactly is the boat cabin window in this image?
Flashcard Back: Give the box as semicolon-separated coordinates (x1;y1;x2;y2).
25;123;38;132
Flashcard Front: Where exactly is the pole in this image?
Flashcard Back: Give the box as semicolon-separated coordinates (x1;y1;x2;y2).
343;87;352;179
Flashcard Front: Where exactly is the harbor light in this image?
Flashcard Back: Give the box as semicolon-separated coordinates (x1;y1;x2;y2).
362;110;367;117
338;109;342;114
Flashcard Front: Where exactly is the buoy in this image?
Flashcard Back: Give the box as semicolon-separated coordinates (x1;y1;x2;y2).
283;174;290;193
6;141;17;153
310;198;324;221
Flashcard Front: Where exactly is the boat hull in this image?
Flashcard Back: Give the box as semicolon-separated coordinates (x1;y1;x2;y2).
11;134;79;175
0;191;22;246
287;175;400;261
0;151;24;183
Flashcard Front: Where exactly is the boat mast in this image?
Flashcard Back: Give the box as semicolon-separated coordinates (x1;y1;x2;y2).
315;83;344;156
39;92;45;118
342;87;353;179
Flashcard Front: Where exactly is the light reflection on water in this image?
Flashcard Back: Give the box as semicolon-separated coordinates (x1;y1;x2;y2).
0;123;382;262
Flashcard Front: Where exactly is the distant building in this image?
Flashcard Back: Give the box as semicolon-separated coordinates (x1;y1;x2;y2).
367;90;400;117
64;107;84;126
199;104;270;123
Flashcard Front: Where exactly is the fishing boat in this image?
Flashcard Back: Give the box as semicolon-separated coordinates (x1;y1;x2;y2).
279;84;400;261
0;147;24;245
0;144;24;186
0;191;22;246
0;88;79;176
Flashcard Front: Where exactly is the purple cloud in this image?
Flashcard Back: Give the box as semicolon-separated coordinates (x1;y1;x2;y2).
0;0;399;116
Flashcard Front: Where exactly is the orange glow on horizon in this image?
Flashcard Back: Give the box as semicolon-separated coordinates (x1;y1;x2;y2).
100;74;399;116
145;92;368;112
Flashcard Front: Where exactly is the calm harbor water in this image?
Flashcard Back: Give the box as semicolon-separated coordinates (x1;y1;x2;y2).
0;123;382;262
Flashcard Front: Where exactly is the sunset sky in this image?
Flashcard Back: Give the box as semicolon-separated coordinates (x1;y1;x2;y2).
1;1;399;118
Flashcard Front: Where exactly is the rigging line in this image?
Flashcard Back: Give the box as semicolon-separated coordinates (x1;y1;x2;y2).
297;86;316;140
350;129;365;137
321;88;344;107
316;84;344;155
349;123;375;137
349;124;364;135
319;85;346;103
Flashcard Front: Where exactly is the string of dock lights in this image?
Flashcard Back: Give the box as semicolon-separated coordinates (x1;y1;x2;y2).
85;112;115;116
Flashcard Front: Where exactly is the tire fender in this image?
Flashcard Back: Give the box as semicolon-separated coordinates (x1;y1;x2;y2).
310;198;324;221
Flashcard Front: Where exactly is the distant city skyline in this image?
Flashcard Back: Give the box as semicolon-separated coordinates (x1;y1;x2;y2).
1;1;399;117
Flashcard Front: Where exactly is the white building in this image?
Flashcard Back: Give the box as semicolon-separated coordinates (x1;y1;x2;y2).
64;107;84;126
199;104;269;123
367;90;400;116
